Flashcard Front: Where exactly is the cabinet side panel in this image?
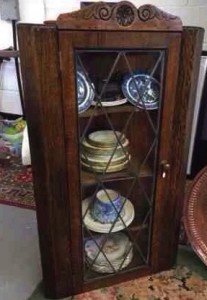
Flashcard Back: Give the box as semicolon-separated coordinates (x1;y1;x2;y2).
170;27;204;261
151;28;204;272
150;35;182;271
18;24;72;299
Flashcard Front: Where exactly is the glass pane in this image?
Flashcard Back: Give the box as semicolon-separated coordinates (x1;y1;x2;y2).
75;49;165;281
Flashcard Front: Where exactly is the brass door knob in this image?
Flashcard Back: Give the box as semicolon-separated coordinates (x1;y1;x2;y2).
160;160;170;178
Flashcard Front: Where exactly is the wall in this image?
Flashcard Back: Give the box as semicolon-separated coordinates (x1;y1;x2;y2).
0;0;207;115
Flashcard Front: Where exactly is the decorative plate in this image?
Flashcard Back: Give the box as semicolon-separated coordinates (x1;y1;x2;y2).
122;73;160;110
85;233;129;263
76;69;95;113
81;152;129;166
81;158;130;173
88;248;133;273
184;166;207;267
92;98;127;107
91;74;127;107
87;242;133;274
85;233;133;273
81;137;129;156
82;196;135;233
87;130;126;148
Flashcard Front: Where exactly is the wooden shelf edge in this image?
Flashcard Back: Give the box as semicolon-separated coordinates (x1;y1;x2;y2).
81;165;153;186
80;104;141;118
0;50;19;58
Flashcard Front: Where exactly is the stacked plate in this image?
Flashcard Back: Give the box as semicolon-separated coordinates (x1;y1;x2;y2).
81;130;130;173
85;233;133;273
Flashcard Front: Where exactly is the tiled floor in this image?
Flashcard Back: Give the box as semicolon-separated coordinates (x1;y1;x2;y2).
0;204;41;300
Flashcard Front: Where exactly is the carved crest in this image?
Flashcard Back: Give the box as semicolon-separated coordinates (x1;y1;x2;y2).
52;1;182;31
138;4;177;22
116;4;135;26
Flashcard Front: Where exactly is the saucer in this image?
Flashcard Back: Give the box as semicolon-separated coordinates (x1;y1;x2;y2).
81;137;129;156
81;152;129;166
92;98;127;107
89;248;133;273
87;130;126;148
82;196;135;233
81;159;129;173
85;236;133;274
85;233;129;263
90;249;133;274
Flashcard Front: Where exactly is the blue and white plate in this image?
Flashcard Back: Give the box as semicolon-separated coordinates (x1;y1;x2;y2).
77;69;95;113
122;73;160;110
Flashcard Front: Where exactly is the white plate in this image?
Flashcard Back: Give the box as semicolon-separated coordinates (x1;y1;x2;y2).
82;196;135;233
81;152;129;165
81;158;130;173
85;233;129;263
86;246;133;273
92;98;127;107
82;137;129;151
88;130;126;148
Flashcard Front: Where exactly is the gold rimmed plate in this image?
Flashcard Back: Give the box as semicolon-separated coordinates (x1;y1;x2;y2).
87;130;126;148
81;158;130;173
81;153;130;167
81;137;129;156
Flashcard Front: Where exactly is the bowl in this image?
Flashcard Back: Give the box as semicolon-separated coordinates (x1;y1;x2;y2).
91;189;122;223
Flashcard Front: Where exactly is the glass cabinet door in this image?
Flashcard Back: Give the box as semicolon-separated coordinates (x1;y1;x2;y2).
75;49;165;281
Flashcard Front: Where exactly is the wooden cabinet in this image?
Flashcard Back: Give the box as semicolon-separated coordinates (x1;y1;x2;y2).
17;2;204;299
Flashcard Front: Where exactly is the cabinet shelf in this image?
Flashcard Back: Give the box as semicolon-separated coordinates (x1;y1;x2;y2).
80;103;140;118
81;160;152;186
83;223;148;237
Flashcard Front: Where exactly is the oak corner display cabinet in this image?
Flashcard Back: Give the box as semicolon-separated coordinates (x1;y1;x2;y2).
17;1;204;299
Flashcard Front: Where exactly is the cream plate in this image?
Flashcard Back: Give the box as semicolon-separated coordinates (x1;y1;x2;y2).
85;233;129;263
81;152;128;164
86;246;133;273
81;158;129;173
88;130;126;148
82;196;135;233
81;154;131;168
92;98;127;107
81;137;129;156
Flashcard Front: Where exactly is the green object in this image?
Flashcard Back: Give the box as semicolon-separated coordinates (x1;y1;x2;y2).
1;118;26;156
3;117;26;135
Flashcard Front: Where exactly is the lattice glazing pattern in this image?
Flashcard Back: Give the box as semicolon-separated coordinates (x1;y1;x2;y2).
75;49;165;280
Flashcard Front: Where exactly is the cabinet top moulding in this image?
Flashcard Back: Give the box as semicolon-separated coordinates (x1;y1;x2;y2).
45;1;183;32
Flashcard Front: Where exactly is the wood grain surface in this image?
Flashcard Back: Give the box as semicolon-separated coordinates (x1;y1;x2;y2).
17;3;203;299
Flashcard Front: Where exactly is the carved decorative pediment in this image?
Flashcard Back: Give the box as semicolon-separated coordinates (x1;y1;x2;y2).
51;1;182;31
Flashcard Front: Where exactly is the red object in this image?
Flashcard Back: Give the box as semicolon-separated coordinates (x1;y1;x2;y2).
184;166;207;266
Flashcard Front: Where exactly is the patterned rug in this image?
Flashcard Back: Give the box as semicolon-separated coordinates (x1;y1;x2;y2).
0;156;35;210
73;266;207;300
